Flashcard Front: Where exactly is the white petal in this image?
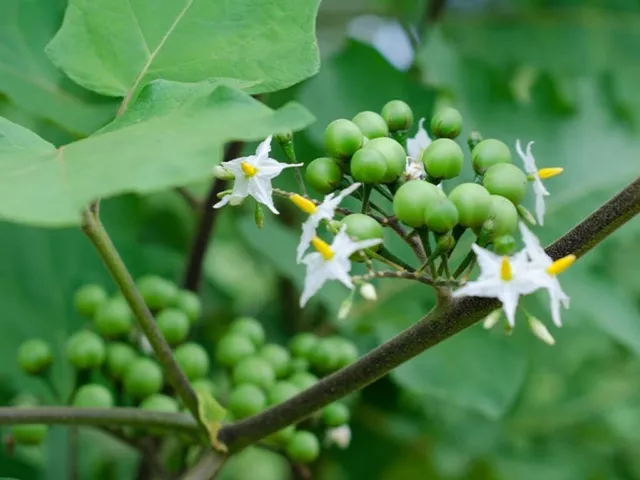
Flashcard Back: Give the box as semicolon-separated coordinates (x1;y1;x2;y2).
213;195;230;209
256;136;272;159
328;256;354;289
258;158;302;178
498;287;520;327
297;217;320;263
534;184;547;226
247;177;278;214
471;244;502;275
516;139;536;174
406;118;430;159
300;256;329;307
333;182;361;204
452;277;503;299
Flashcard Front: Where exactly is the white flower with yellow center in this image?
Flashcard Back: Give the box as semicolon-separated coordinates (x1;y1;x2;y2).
403;118;430;181
516;140;563;226
290;183;361;263
300;226;382;307
213;136;302;214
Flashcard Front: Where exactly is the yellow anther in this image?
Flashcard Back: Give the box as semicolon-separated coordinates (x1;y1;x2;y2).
241;162;258;177
290;194;317;214
311;236;334;260
546;254;576;275
500;256;513;281
538;167;564;180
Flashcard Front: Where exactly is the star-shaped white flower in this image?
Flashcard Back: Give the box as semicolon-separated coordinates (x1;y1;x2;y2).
291;183;361;263
403;118;430;181
213;136;302;214
452;244;541;326
300;226;382;307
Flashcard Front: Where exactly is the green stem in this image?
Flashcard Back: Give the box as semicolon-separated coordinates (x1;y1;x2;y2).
453;249;476;278
361;184;373;213
376;247;414;271
417;229;437;277
440;255;452;278
373;185;394;202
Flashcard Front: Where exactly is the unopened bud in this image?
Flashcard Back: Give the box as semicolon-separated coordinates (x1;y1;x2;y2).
528;315;555;345
494;235;516;255
467;131;483;151
337;297;353;320
516;204;537;226
216;189;233;199
254;203;264;229
325;425;351;449
483;309;502;329
359;283;377;301
435;232;455;253
213;165;235;181
274;131;293;144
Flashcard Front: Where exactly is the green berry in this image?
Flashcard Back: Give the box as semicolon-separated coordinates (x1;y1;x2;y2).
289;357;310;373
233;356;276;390
448;183;492;228
137;275;179;310
288;333;318;359
216;334;256;367
11;423;47;446
94;297;133;338
73;384;113;408
322;402;350;427
350;148;387;184
259;344;291;378
305;157;343;194
286;431;320;463
363;137;407;183
268;381;300;405
352;111;389;139
421;138;464;180
106;342;138;381
341;213;384;256
192;379;218;397
393;180;446;228
174;343;210;381
173;290;202;324
381;100;414;132
265;425;296;446
424;198;459;233
472;139;512;174
73;284;108;318
123;358;164;399
482;163;528;205
430;107;463;139
18;339;53;375
309;339;340;373
435;232;455;253
324;119;364;159
288;372;318;390
330;337;359;368
66;331;106;370
229;317;265;348
227;384;266;419
487;195;519;237
156;309;190;346
141;394;180;413
494;235;517;255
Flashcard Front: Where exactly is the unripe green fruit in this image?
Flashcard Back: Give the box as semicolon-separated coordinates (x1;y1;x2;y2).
268;381;300;405
435;232;455;253
472;139;512;174
289;371;318;390
229;317;265;348
430;107;463;139
330;337;359;368
422;138;464;180
156;309;190;346
350;148;387;184
18;339;53;375
73;384;113;408
266;425;296;446
305;157;343;194
424;198;459;233
227;384;266;419
11;423;47;446
393;180;446;228
137;275;179;310
174;343;210;381
141;394;180;413
66;331;106;370
483;163;528;205
322;402;350;427
352;111;389;139
487;195;519;237
289;357;310;373
324;119;364;159
173;290;202;324
448;183;492;228
106;342;138;380
364;137;407;183
233;356;276;390
216;334;256;367
309;339;340;373
259;344;291;378
74;284;108;318
94;297;133;338
191;379;218;397
286;431;320;463
381;100;414;132
494;235;517;255
124;358;164;399
341;214;384;257
288;333;318;359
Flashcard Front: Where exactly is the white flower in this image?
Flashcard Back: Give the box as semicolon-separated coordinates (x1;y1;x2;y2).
325;425;352;449
291;183;361;263
403;118;430;181
300;226;383;307
213;136;302;214
452;244;541;327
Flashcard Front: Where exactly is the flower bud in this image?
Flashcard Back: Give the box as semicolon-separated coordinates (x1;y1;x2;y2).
254;203;264;229
516;204;537;226
338;297;353;320
467;131;484;151
274;130;293;144
435;232;455;253
213;165;235;181
482;309;502;329
528;316;555;345
493;234;517;255
325;425;352;449
360;283;377;301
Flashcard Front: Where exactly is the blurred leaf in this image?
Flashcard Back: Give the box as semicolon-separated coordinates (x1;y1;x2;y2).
46;0;321;98
196;390;228;452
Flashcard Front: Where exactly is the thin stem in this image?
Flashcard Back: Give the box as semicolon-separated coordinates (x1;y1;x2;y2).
81;210;200;422
179;452;228;480
175;187;202;209
373;185;394;202
351;270;459;287
375;246;414;271
417;229;436;277
361;184;372;213
453;249;476;278
440;254;452;279
217;177;639;450
69;427;79;480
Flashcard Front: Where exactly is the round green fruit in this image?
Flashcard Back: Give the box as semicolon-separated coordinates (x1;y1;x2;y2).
229;317;265;348
73;284;108;318
288;333;318;359
137;275;179;310
140;394;180;413
265;425;296;446
268;381;300;405
363;137;407;183
174;343;210;381
322;402;350;427
309;339;340;373
424;198;459;233
381;100;414;132
288;372;318;390
352;111;389;139
94;297;133;338
305;157;343;194
393;180;445;228
448;183;492;228
324;119;364;159
106;342;138;381
173;290;202;324
156;309;190;346
482;163;528;205
11;423;47;446
18;339;53;375
330;337;359;368
233;356;276;390
260;344;291;378
472;139;512;174
430;107;463;139
341;214;383;255
227;384;266;419
191;379;217;397
123;358;164;399
73;384;113;408
487;195;519;237
422;138;464;180
289;357;310;373
494;234;517;255
286;431;320;463
350;148;387;184
216;333;256;368
66;330;106;370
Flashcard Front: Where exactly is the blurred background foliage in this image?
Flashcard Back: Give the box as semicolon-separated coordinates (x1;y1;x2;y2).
1;0;639;478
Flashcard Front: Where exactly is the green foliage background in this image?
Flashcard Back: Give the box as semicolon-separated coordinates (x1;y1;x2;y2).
0;0;639;478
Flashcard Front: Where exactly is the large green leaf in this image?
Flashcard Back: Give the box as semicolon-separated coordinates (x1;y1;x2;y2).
0;80;314;227
46;0;321;99
0;0;117;135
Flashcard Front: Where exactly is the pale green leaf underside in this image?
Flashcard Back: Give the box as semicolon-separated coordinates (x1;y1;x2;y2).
0;81;315;227
46;0;321;98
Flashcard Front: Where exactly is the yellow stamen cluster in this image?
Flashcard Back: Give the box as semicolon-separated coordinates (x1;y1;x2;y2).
290;194;317;214
537;167;564;180
241;162;258;177
311;236;334;260
500;257;513;281
546;254;576;275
